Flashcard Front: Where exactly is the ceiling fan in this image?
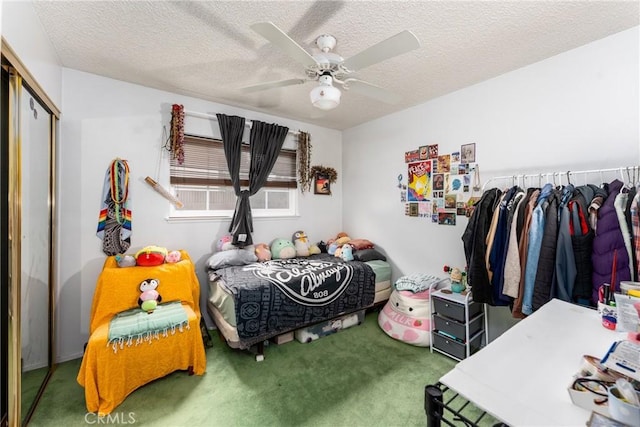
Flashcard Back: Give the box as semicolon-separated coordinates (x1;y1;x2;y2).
241;22;421;110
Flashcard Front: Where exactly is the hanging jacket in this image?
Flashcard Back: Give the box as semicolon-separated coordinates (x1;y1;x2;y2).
512;189;540;318
614;191;634;280
553;185;576;302
591;179;632;304
462;188;502;305
624;186;637;279
631;192;640;281
568;189;595;305
502;190;527;299
488;187;519;306
522;184;554;315
531;188;560;312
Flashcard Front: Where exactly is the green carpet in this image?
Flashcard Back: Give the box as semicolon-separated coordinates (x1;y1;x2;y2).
28;313;496;426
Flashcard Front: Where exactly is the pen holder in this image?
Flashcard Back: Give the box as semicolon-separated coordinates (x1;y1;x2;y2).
598;302;617;330
608;386;640;426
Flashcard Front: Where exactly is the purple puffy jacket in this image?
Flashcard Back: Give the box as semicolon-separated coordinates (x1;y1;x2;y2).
591;179;631;304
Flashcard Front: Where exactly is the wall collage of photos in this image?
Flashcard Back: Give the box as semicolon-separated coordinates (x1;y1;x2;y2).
399;142;479;226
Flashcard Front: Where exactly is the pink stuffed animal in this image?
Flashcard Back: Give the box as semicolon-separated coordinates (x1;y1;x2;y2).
378;289;432;347
165;250;181;263
255;243;272;262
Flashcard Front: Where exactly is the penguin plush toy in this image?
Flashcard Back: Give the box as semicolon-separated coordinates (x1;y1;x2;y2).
138;278;162;314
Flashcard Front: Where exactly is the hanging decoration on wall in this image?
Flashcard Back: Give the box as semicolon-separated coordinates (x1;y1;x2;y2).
310;165;337;195
168;104;185;165
400;142;479;224
297;131;313;193
97;158;132;256
144;176;184;208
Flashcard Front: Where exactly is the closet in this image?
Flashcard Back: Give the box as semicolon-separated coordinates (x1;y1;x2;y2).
463;168;639;318
2;41;59;426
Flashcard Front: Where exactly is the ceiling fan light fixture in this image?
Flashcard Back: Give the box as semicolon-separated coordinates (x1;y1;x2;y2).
310;75;341;110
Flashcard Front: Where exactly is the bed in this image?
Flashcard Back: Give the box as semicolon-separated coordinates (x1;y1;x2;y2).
207;253;391;356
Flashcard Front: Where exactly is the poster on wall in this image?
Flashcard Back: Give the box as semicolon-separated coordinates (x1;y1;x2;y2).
405;149;420;163
407;160;432;201
461;143;476;163
437;154;451;173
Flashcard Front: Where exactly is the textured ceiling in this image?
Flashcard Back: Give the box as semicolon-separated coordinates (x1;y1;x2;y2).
32;0;639;130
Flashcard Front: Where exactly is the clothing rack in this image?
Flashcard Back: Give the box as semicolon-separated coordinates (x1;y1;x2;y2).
184;109;302;136
481;166;639;191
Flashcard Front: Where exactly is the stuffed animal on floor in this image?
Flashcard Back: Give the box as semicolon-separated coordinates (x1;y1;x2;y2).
292;230;310;257
378;288;432;347
255;243;272;262
138;278;162;314
270;238;296;260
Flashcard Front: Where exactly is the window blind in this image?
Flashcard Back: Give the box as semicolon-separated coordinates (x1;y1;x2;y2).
170;134;297;188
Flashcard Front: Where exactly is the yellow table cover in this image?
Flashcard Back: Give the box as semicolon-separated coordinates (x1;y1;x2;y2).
77;250;206;415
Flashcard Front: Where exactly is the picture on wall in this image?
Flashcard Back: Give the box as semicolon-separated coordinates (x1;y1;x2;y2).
407;160;432;201
461;143;476;163
314;174;331;195
427;144;439;159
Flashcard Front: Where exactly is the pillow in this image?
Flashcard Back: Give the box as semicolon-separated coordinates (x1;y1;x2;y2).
206;249;257;270
353;248;387;262
348;239;375;250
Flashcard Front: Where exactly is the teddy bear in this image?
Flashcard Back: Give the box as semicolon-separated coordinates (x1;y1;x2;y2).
138;278;162;314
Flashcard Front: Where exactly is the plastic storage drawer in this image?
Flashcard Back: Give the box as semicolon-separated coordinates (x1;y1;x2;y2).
432;296;481;322
433;313;483;342
432;330;482;360
294;310;365;343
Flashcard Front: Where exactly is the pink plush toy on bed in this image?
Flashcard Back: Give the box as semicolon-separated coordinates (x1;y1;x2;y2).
378;289;432;347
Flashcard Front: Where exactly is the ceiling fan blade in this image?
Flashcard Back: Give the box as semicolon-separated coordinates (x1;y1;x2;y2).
342;30;420;72
344;79;402;104
251;22;319;68
240;78;307;93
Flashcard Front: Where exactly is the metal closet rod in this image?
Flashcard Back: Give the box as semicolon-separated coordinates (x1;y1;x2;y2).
184;109;303;136
482;166;639;191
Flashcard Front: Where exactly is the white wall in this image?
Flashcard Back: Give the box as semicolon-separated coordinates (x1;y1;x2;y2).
342;26;639;337
1;0;62;108
57;69;343;361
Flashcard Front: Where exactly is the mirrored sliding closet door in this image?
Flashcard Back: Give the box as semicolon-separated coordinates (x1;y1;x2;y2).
3;42;58;427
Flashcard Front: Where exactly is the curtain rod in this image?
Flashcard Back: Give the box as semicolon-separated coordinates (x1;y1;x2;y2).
184;109;302;136
482;166;639;191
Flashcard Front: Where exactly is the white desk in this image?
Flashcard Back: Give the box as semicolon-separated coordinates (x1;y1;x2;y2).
439;299;627;426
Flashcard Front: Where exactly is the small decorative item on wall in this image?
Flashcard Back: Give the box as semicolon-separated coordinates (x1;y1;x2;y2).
310;165;337;195
461;143;476;163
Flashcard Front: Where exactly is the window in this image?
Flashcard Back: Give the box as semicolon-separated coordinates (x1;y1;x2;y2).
169;135;298;217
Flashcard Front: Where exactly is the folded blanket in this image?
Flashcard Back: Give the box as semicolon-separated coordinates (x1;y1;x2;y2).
395;273;446;293
108;301;189;352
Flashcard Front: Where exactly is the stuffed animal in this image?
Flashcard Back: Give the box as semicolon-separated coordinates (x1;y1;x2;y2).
309;243;321;255
341;244;354;261
217;234;236;252
292;230;311;257
444;265;467;293
138;278;162;313
270;238;296;260
115;254;136;267
327;242;339;255
165;250;181;263
255;243;272;262
378;289;432;347
317;241;327;253
135;245;168;266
